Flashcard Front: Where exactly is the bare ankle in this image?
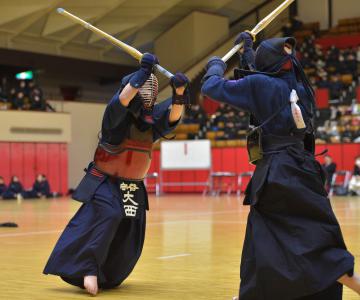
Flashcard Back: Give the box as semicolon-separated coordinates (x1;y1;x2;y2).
84;275;98;296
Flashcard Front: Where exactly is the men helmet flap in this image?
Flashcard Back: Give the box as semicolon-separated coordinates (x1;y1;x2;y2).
255;37;296;73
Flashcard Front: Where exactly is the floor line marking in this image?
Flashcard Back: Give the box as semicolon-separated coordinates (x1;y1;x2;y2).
0;219;243;238
157;253;191;260
1;218;359;239
0;230;62;238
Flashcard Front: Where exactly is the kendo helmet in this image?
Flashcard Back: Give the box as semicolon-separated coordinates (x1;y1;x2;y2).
254;37;296;73
254;36;316;115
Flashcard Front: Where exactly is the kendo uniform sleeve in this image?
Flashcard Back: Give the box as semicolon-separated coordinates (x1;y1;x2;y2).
101;88;143;145
152;97;180;141
102;90;137;131
201;75;254;112
104;90;128;128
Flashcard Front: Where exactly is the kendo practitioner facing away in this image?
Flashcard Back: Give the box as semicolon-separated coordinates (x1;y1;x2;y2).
44;53;189;296
201;32;360;300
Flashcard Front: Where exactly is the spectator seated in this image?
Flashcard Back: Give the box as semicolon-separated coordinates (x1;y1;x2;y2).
0;177;7;199
0;77;53;112
3;176;25;200
26;174;52;199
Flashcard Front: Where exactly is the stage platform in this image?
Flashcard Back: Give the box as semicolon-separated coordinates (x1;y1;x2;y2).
0;195;359;299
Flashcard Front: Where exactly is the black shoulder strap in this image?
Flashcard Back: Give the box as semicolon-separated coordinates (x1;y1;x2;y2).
251;100;289;132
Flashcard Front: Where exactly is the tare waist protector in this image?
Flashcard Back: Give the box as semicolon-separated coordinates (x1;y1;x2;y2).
94;139;153;181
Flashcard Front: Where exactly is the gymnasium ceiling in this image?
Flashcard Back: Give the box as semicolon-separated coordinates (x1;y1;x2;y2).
0;0;264;65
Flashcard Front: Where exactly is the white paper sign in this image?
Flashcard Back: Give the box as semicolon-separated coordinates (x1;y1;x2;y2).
161;140;211;170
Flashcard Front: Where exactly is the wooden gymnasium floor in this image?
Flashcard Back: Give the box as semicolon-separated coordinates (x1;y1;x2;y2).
0;195;359;300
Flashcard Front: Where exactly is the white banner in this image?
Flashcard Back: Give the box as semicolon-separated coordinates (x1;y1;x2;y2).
160;140;211;170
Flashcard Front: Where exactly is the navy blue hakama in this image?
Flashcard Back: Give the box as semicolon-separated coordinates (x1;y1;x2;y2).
239;140;354;300
43;179;147;289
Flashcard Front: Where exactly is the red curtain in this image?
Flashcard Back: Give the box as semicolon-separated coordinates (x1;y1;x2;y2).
315;88;329;109
0;142;68;195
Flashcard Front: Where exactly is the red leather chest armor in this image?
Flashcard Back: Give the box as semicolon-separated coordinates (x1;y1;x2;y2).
94;126;153;180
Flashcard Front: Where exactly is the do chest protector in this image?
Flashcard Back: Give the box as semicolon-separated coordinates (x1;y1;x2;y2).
94;125;153;181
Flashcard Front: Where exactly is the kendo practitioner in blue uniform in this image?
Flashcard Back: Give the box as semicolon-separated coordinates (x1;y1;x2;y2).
44;53;189;296
201;32;360;299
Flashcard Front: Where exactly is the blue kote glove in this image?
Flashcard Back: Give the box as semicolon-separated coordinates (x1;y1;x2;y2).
205;56;227;77
129;53;159;88
234;32;255;70
234;31;254;49
170;72;190;106
171;72;189;88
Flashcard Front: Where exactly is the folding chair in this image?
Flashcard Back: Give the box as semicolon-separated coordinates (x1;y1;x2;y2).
236;172;254;196
144;172;160;196
203;172;238;196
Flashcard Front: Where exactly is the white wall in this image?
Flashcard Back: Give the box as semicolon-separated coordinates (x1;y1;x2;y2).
0;110;70;143
298;0;329;29
49;100;106;189
155;11;228;74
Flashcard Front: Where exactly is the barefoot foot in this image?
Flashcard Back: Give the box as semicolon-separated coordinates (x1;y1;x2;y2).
338;273;360;295
84;275;98;296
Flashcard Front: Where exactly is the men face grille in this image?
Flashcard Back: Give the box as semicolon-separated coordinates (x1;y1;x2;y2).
138;74;158;110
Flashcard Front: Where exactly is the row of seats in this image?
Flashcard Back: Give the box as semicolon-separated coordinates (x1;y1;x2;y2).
171;124;248;141
295;17;360;40
173;124;200;134
294;22;320;42
303;71;355;85
338;17;360;26
328;17;360;36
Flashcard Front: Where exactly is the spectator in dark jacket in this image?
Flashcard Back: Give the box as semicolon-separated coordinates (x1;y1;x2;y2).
28;80;45;111
3;176;24;200
27;174;51;198
30;89;45;111
0;77;8;102
342;124;354;142
322;155;337;192
349;156;360;196
12;91;25;110
328;75;344;100
0;176;7;199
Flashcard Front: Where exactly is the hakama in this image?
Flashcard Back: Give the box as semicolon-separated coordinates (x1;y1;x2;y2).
239;138;354;300
44;178;147;289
